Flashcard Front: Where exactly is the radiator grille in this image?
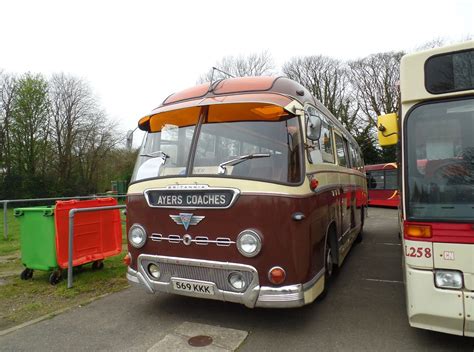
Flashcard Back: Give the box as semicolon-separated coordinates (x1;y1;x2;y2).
141;259;254;292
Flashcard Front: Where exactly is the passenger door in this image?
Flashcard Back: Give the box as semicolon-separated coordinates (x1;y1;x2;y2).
334;133;352;244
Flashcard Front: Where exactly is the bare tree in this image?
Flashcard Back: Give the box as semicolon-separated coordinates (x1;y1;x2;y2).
413;35;473;53
198;51;275;83
415;38;446;51
282;55;362;133
348;51;404;127
49;73;99;191
75;112;121;193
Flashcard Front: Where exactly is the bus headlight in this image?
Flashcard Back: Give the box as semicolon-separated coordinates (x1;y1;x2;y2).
228;272;247;291
434;270;463;289
236;230;261;257
128;224;147;248
148;264;161;279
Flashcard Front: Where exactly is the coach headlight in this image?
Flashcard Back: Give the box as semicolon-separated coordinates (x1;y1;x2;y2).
435;270;463;289
237;230;262;257
128;224;147;248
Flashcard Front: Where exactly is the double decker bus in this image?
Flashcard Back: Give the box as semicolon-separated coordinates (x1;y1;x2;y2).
365;163;399;207
125;76;367;308
377;41;474;335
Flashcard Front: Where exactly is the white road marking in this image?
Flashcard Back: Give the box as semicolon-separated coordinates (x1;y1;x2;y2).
364;278;403;284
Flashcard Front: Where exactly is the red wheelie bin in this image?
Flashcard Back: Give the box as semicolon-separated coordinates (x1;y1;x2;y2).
15;198;122;284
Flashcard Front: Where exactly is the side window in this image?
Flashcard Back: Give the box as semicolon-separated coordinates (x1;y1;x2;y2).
305;107;334;164
335;133;349;167
367;170;384;189
349;143;358;170
320;117;334;163
357;151;364;171
385;169;398;190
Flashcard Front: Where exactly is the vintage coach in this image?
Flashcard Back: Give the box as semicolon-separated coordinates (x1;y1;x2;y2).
125;76;367;307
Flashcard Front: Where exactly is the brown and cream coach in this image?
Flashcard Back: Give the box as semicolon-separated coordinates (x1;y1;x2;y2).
125;76;367;308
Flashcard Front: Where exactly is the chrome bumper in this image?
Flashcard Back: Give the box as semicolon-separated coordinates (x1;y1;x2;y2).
127;254;325;308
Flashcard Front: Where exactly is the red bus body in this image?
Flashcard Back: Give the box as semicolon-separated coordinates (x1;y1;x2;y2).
365;163;399;208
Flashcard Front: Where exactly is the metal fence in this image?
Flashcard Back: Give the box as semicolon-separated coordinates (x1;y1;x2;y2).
67;205;126;288
1;194;127;240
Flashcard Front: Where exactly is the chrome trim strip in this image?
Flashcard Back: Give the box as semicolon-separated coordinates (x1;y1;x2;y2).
256;284;304;308
127;267;154;294
143;185;241;209
306;169;366;178
256;269;325;308
240;191;314;198
149;233;235;246
302;268;325;290
216;237;233;247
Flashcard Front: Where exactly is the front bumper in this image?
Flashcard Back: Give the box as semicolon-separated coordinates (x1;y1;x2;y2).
406;266;474;336
127;254;324;308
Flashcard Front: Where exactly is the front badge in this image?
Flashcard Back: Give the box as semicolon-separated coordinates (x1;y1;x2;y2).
170;213;205;230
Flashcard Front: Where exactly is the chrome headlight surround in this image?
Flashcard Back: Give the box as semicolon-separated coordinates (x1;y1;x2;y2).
236;230;262;258
228;271;247;292
128;224;147;248
434;269;463;289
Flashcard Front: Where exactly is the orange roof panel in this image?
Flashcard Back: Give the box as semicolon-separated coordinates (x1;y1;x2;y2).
163;83;210;105
213;76;276;94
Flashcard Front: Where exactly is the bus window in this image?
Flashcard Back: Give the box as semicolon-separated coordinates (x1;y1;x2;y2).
320;118;334;163
349;143;359;170
305;107;335;165
367;170;384;189
384;169;397;190
425;49;474;94
193;114;302;184
335;133;348;167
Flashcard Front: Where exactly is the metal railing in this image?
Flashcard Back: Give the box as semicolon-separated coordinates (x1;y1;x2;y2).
1;194;127;240
67;205;126;288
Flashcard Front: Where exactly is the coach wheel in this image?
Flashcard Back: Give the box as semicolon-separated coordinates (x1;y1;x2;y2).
325;240;334;279
355;208;365;244
20;268;34;280
318;238;334;301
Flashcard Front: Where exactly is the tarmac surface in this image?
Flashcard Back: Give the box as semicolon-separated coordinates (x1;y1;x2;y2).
1;207;473;351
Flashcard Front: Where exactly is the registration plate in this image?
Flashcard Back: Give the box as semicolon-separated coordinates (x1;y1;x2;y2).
171;279;215;295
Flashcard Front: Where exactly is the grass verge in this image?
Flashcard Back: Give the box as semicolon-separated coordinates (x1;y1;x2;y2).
0;206;129;332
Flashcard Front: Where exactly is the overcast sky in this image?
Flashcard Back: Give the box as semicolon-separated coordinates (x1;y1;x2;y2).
1;0;472;141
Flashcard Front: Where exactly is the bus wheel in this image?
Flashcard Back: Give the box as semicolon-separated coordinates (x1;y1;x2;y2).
325;240;334;279
318;237;335;301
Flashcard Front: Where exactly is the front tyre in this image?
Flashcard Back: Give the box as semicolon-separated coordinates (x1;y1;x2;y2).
355;207;365;244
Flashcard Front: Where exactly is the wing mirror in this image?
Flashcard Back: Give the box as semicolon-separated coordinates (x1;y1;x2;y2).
306;114;322;141
377;113;399;146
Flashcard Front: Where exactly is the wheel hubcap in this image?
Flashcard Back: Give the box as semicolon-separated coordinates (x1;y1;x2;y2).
326;245;333;278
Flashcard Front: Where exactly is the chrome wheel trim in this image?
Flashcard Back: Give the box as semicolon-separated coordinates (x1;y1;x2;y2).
325;242;333;278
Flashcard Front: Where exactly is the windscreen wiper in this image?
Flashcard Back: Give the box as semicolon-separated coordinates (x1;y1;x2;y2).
139;150;170;165
218;153;270;175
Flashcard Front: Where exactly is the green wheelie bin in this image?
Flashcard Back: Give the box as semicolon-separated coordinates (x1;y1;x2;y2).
14;206;62;284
